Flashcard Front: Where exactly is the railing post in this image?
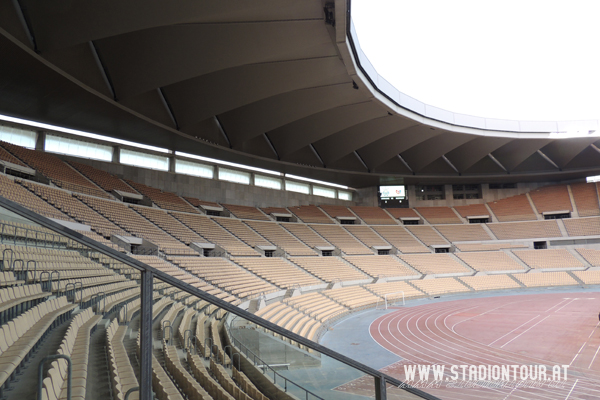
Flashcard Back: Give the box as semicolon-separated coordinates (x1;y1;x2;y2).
375;375;387;400
139;270;153;400
124;387;139;400
38;354;71;400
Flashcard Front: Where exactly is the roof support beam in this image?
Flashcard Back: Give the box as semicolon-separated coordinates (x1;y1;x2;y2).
157;88;179;130
488;153;508;172
214;116;232;149
11;0;37;52
89;41;117;101
536;149;560;169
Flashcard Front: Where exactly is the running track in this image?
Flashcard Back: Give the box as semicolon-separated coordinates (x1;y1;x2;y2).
341;293;600;399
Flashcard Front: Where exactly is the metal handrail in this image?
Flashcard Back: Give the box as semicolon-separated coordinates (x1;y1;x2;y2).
50;270;61;293
229;335;323;400
26;260;37;281
1;248;13;271
0;194;442;400
38;354;71;400
124;387;139;400
183;329;192;351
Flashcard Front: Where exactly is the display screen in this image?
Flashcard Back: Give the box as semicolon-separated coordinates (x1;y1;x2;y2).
380;185;405;199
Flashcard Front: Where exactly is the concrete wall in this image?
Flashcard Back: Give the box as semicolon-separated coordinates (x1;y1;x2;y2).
55;153;585;209
406;181;581;208
60;155;359;208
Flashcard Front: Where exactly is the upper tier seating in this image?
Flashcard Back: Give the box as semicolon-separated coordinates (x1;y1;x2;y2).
132;206;203;245
371;226;430;253
405;225;449;246
319;205;354;219
1;142;109;198
575;248;600;266
282;292;346;323
289;256;369;283
124;180;198;213
214;218;273;249
365;281;425;299
0;145;27;167
454;243;529;252
77;195;194;255
182;197;220;209
344;225;390;248
572;270;600;284
411;278;471;296
459;275;521;291
415;207;461;224
563;216;600;237
309;224;373;255
244;220;316;256
323;286;380;310
456;251;526;272
349;206;396;225
487;194;536;222
281;223;332;249
513;271;578;287
0;175;72;221
68;161;138;195
385;208;420;220
134;255;237;303
434;224;492;242
222;204;269;220
398;254;471;275
170;212;258;256
232;257;322;288
288;205;332;224
76;229;125;252
260;207;290;217
569;183;599;217
344;255;418;278
512;249;585;269
487;220;562;240
529;185;573;214
20;180;127;238
453;203;490;219
168;256;277;298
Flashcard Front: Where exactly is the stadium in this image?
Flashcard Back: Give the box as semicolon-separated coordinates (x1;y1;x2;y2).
0;1;599;399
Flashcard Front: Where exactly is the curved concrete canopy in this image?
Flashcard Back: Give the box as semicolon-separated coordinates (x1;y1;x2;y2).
0;0;598;188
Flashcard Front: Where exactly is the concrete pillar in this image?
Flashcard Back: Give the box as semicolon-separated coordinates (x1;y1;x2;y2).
112;145;120;163
35;131;45;151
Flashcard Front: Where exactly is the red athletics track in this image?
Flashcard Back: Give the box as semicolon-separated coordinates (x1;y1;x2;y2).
337;293;600;400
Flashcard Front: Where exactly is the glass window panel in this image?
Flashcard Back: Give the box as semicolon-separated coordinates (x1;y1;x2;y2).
254;174;282;190
313;186;336;198
218;167;250;184
285;180;310;194
175;159;214;179
121;148;169;171
45;134;112;161
0;125;36;148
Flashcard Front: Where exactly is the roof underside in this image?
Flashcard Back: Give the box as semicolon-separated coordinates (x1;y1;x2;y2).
0;0;598;187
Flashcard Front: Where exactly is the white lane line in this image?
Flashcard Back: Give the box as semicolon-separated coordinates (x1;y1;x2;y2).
564;378;578;400
545;298;569;313
554;298;579;313
488;315;539;346
570;322;600;366
588;342;600;369
570;342;588;366
500;315;551;349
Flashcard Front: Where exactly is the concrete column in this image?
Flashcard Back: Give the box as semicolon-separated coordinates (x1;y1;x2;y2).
35;131;45;151
112;145;120;163
168;154;176;173
444;184;453;200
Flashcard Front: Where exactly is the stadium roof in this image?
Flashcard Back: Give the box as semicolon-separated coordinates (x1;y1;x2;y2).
1;0;599;188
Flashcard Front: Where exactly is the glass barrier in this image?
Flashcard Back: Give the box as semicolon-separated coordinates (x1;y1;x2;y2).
0;195;439;400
